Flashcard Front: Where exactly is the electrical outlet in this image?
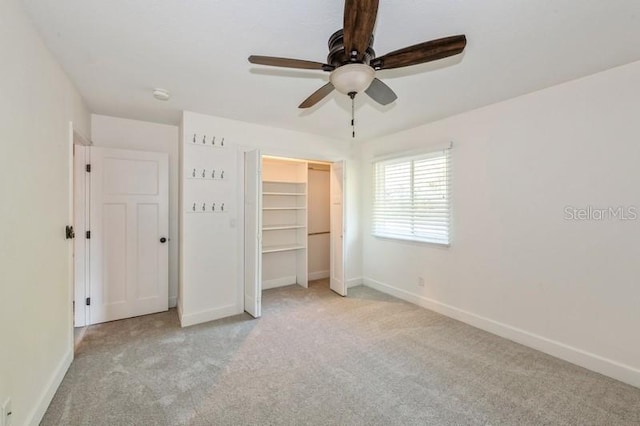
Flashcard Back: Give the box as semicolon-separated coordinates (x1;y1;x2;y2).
418;277;425;287
2;398;11;426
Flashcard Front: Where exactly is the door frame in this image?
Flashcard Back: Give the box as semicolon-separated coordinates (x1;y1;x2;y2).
242;151;349;316
72;128;91;329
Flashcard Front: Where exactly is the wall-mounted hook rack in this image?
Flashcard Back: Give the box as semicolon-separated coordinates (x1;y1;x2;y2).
186;133;227;149
185;168;227;181
185;200;229;214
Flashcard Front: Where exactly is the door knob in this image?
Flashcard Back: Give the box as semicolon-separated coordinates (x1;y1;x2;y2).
160;237;167;243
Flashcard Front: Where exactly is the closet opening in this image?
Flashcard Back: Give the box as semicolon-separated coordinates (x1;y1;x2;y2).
243;153;346;318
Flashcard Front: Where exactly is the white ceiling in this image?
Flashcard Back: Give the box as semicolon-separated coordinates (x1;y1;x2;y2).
21;0;640;141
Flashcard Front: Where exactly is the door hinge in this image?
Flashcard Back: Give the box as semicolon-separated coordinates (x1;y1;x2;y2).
85;297;91;306
65;225;75;239
85;164;91;172
86;230;91;239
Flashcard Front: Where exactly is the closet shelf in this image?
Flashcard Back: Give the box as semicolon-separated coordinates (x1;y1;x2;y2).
263;207;306;210
263;180;305;184
263;192;306;196
263;225;305;231
262;244;306;254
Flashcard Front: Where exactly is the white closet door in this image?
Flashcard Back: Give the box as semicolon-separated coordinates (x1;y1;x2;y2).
244;149;262;318
89;147;169;324
330;160;346;296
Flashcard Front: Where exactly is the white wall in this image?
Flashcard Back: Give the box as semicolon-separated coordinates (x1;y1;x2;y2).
308;168;330;280
0;0;91;424
91;115;180;307
360;60;640;388
179;111;359;326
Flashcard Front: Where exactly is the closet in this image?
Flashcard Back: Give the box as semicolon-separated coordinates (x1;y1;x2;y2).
261;157;309;289
244;154;345;318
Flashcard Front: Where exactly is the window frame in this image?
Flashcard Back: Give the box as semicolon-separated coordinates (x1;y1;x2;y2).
371;147;451;246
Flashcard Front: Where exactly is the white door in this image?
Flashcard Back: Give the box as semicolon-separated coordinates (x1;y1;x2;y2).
244;149;262;318
330;160;346;296
89;147;169;324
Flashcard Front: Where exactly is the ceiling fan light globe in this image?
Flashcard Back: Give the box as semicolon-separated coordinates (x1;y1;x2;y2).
329;63;375;95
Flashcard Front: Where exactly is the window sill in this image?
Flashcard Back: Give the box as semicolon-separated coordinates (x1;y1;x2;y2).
371;233;450;248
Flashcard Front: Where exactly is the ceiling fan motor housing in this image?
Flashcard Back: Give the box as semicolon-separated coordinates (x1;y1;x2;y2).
327;29;375;67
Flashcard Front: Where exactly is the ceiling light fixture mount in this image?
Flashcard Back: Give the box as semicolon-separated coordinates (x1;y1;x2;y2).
152;88;170;101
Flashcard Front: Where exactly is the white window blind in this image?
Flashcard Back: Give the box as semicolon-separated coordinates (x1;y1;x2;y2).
372;148;451;245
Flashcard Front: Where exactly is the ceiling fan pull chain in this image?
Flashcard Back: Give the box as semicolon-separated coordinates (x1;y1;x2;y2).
349;91;356;138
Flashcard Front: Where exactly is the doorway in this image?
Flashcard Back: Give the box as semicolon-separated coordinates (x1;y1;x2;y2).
73;146;170;326
244;153;346;318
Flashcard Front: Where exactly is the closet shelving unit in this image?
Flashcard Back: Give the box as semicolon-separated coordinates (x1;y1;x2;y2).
261;158;308;288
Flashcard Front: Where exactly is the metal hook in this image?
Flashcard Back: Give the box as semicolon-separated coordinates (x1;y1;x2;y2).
192;203;196;212
202;169;206;178
193;134;196;143
212;202;216;212
221;203;224;212
221;137;224;147
211;169;215;179
212;136;216;146
221;170;225;179
202;203;206;212
202;135;206;145
192;168;196;178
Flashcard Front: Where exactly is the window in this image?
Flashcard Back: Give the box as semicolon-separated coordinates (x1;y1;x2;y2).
372;148;451;245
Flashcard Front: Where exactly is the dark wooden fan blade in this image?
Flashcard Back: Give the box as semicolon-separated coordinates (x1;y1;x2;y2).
343;0;379;61
299;83;335;108
249;55;334;71
372;35;467;70
365;78;397;105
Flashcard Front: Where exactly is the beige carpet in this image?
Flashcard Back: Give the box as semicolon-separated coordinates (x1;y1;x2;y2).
43;280;640;425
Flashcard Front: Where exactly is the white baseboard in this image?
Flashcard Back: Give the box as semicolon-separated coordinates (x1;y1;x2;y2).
263;275;297;290
362;277;640;389
169;296;177;308
179;303;242;327
346;276;363;288
308;270;330;281
28;348;73;425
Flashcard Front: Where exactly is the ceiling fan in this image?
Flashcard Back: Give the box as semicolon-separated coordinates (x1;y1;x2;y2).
248;0;467;113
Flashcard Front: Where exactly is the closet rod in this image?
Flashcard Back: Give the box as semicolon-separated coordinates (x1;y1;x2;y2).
308;231;330;236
